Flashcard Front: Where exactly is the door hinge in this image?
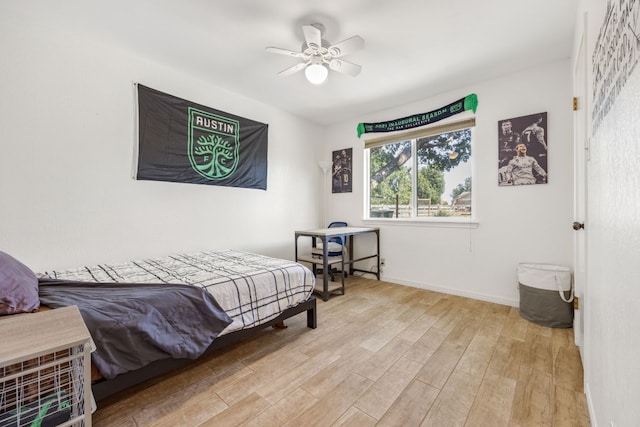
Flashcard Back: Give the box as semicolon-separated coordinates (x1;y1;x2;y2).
573;97;579;111
574;296;580;310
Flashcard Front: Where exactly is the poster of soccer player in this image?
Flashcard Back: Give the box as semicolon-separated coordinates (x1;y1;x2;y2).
332;148;353;193
497;112;548;186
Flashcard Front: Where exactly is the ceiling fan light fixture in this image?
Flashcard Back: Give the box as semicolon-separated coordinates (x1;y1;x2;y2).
267;23;363;83
305;63;328;85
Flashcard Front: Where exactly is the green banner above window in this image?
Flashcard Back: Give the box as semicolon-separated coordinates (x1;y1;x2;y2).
357;93;478;138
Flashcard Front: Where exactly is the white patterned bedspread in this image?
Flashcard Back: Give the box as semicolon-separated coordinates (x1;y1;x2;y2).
39;249;315;335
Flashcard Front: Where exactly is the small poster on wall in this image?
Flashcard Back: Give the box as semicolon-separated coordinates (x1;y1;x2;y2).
332;148;352;193
498;112;548;186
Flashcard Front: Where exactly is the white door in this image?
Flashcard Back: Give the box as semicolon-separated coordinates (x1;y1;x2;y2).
572;17;588;355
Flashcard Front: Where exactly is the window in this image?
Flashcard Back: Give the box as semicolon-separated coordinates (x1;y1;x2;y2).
365;118;475;220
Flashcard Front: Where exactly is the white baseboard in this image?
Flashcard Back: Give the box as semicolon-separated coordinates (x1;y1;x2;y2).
585;382;597;427
380;274;519;308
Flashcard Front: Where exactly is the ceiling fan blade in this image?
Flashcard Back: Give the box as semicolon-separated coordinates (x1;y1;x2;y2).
266;47;306;58
277;61;308;76
302;25;322;50
329;59;361;77
327;35;365;57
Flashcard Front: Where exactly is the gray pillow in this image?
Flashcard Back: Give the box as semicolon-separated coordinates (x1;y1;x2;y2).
0;251;40;315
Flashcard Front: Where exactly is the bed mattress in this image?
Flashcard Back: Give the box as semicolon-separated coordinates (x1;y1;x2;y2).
39;249;316;335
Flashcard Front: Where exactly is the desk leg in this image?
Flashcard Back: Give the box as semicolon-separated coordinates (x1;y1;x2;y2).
321;236;329;301
340;248;345;294
348;235;354;276
375;230;381;280
310;236;318;280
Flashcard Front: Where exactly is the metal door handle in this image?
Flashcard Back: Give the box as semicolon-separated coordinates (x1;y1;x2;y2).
573;221;585;230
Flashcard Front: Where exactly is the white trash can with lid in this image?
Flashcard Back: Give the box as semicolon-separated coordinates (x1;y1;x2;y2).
517;263;573;328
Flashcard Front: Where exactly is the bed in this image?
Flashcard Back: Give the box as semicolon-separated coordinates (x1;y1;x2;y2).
13;249;316;402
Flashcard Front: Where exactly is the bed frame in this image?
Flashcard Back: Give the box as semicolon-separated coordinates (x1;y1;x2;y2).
91;296;317;402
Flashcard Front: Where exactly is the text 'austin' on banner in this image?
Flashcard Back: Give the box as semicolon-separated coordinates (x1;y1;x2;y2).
136;84;268;190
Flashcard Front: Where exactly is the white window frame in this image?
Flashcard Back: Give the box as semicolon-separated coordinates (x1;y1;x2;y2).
363;118;477;228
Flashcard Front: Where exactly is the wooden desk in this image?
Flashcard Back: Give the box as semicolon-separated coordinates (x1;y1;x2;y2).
295;226;380;301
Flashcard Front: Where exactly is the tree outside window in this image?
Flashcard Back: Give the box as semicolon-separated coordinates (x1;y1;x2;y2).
367;126;473;219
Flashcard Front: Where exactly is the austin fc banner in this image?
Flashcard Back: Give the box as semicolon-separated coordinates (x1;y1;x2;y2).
136;84;268;190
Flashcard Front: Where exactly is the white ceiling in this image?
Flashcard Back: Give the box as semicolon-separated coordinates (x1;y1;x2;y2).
12;0;579;125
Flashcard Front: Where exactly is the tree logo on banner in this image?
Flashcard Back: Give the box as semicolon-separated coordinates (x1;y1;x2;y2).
188;107;239;180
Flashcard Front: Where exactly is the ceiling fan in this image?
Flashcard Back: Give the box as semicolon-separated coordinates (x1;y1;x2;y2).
266;23;365;85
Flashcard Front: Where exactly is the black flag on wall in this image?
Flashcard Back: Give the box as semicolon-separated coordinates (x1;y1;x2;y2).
136;84;268;190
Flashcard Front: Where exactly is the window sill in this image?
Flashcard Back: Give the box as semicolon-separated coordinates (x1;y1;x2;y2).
362;217;479;229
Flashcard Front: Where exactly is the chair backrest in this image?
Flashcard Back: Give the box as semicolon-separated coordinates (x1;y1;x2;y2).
328;221;348;229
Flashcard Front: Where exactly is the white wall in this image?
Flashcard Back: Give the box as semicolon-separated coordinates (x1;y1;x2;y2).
324;59;574;307
0;9;323;271
578;1;640;426
5;2;638;425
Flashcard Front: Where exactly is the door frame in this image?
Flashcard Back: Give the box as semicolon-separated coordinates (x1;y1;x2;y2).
572;13;588;356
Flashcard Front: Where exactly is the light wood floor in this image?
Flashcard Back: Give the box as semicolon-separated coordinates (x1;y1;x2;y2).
92;276;590;426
